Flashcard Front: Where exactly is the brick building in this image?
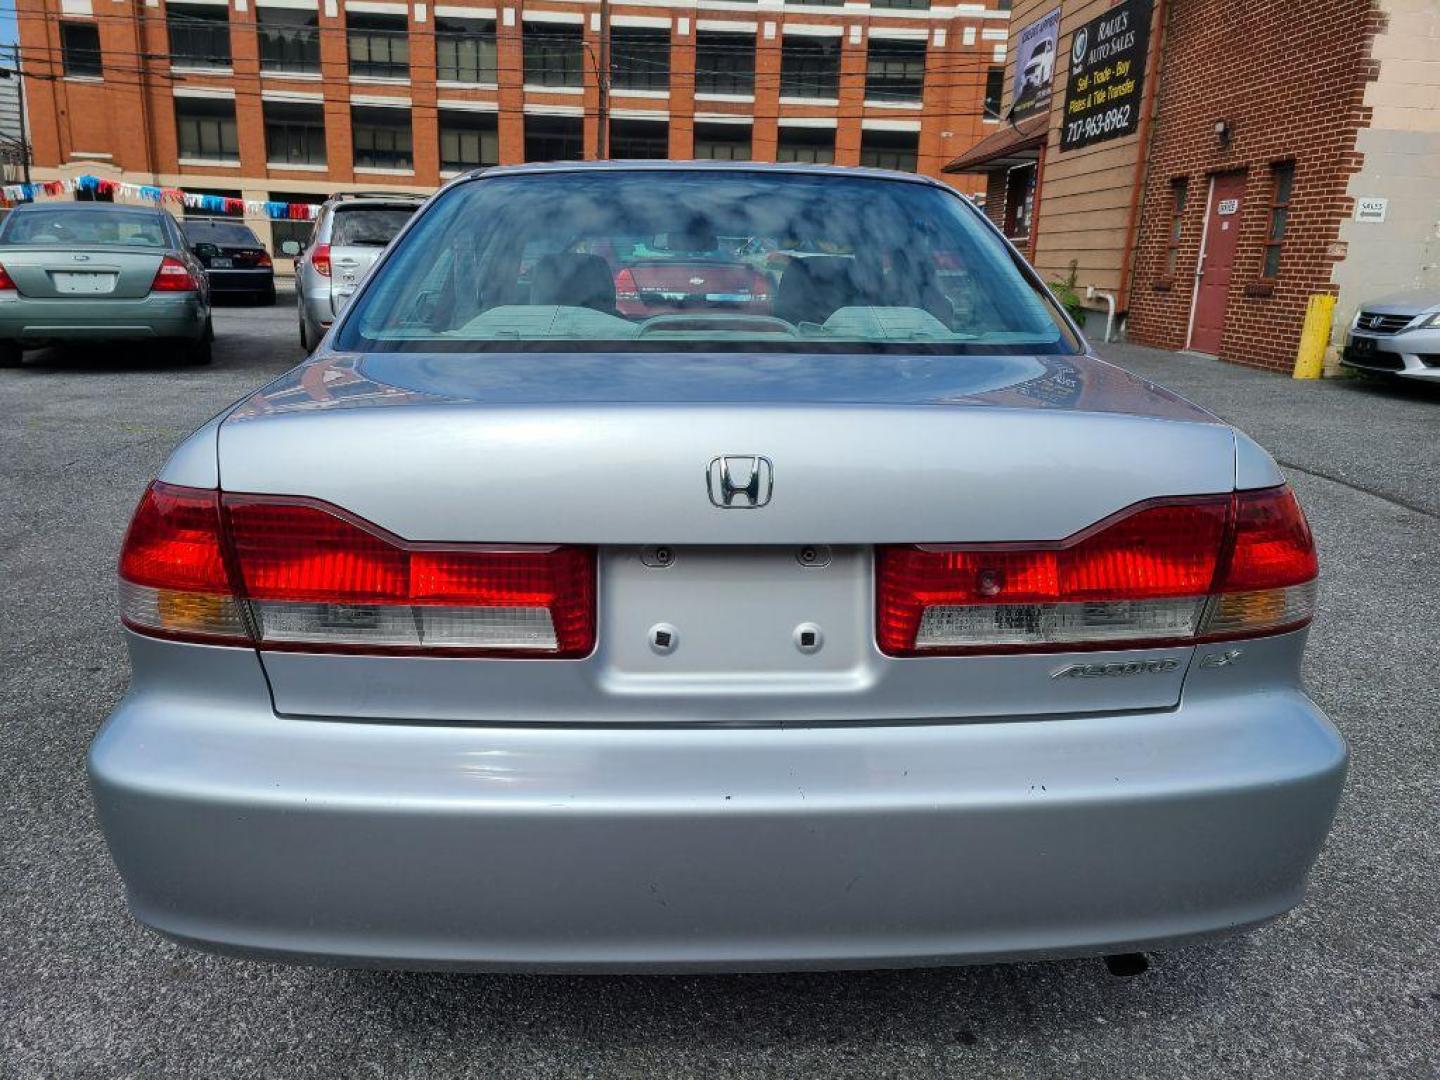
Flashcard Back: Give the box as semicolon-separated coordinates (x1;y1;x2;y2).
947;0;1440;373
16;0;1011;256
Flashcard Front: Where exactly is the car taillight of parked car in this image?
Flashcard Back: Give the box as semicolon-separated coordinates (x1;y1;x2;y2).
149;256;200;293
0;262;18;291
117;483;596;657
310;243;332;277
876;486;1317;655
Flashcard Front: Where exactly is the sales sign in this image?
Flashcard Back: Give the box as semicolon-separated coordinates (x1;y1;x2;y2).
1059;0;1153;151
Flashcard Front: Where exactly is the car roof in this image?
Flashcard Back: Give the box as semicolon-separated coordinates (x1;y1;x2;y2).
456;160;951;189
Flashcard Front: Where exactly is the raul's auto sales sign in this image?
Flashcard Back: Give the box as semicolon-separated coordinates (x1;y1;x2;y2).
1059;0;1153;151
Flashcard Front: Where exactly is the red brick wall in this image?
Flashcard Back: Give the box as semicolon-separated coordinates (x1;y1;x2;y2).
1126;0;1383;371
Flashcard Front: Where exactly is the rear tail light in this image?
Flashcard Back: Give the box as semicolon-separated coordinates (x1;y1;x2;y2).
118;483;595;657
877;486;1317;655
614;268;639;302
0;261;16;291
150;256;199;292
748;270;773;303
310;243;332;277
256;250;273;268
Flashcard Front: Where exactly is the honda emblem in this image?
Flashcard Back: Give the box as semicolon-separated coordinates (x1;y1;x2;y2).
707;456;773;508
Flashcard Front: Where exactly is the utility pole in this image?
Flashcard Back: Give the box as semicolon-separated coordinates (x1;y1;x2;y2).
596;0;610;158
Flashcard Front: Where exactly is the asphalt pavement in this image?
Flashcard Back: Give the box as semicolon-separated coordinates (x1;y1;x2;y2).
2;298;1437;1079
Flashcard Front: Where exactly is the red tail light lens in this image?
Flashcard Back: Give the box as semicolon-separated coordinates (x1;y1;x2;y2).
117;484;249;643
256;250;273;268
878;487;1317;655
310;243;332;277
614;267;639;311
117;483;595;657
0;262;16;291
150;255;199;292
749;270;773;303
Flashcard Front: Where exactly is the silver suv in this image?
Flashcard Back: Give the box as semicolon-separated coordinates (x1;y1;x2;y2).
283;192;425;352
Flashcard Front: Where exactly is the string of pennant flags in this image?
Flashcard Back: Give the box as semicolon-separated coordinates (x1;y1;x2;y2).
0;175;322;220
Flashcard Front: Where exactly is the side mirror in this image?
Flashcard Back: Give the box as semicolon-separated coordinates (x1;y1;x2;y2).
280;240;302;256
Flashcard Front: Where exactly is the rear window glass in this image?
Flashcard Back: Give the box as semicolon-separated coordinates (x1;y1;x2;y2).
183;220;263;247
2;210;170;248
338;170;1078;355
331;207;416;247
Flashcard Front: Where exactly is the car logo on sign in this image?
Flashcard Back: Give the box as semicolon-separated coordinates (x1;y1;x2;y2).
707;456;773;508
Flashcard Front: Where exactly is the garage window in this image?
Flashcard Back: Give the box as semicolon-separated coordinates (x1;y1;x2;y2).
866;39;925;103
348;13;410;79
695;32;754;96
439;110;499;171
611;27;669;93
776;126;834;164
780;36;840;100
258;8;320;75
168;3;231;69
523;24;584;88
351;106;413;170
436;17;497;83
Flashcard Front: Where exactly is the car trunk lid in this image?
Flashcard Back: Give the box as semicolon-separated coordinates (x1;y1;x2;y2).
218;351;1231;723
0;246;167;299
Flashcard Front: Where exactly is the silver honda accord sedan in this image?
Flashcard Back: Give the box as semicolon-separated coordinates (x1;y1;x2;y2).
90;163;1346;973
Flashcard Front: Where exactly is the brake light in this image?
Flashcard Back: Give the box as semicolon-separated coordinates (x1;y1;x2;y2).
614;268;638;301
748;270;772;303
0;261;15;291
150;256;199;292
256;250;273;268
877;486;1317;655
311;243;331;277
117;483;596;657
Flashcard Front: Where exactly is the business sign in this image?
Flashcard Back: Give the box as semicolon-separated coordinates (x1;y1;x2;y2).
1059;0;1153;151
1010;8;1061;120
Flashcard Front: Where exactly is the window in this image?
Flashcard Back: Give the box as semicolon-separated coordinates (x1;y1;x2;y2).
1165;177;1188;277
348;13;409;79
268;190;324;254
693;122;751;161
264;102;327;166
257;8;319;74
523;24;583;88
695;32;754;96
866;39;925;103
984;66;1004;118
609;118;669;159
60;22;102;78
524;115;584;162
788;0;843;6
351;106;413;170
1263;163;1294;279
439;110;499;171
859;128;918;172
780;36;840;100
872;0;929;8
2;208;170;245
167;3;231;70
175;97;239;161
436;17;497;83
336;171;1077;355
776;125;834;164
611;27;669;93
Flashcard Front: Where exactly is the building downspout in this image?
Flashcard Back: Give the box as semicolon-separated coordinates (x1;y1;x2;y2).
1114;0;1170;313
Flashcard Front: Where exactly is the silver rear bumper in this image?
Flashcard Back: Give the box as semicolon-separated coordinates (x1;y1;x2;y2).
89;636;1347;972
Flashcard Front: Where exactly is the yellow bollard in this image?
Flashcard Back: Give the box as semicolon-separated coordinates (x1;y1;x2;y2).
1293;294;1335;380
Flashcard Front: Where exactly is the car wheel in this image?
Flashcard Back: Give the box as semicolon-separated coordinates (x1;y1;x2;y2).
181;328;213;366
0;341;22;367
299;317;310;352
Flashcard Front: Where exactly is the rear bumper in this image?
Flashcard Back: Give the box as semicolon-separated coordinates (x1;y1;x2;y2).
0;292;207;342
204;268;273;294
90;637;1347;973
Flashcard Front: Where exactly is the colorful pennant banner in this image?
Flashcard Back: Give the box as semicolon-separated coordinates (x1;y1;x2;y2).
0;175;322;220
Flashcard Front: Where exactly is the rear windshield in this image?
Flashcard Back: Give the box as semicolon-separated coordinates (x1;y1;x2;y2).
1;209;169;248
183;220;262;247
332;207;416;247
337;171;1078;355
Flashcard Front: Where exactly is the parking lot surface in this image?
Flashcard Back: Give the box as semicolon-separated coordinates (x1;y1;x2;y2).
2;297;1437;1079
